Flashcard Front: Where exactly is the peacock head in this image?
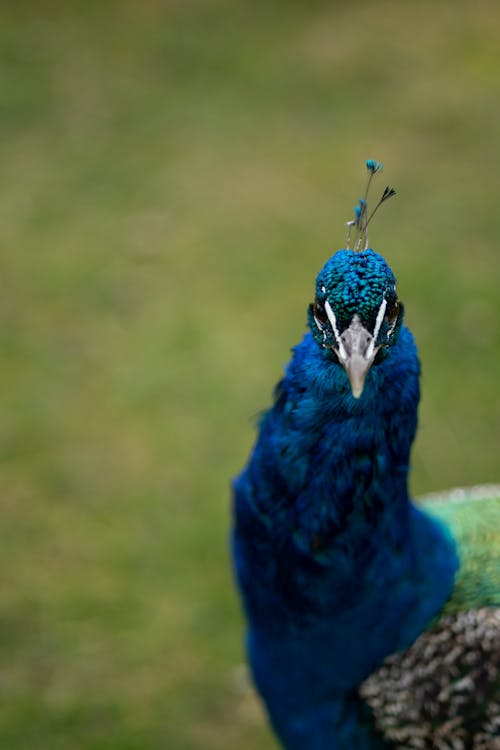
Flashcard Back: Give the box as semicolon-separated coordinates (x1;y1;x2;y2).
307;161;404;398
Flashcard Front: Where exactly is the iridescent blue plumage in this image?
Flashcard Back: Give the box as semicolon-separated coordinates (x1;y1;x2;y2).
232;166;499;749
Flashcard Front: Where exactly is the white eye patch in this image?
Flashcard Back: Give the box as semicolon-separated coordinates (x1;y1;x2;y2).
366;298;387;359
324;299;348;361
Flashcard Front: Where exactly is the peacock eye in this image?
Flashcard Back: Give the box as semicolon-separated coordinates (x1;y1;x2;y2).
314;299;328;325
385;299;399;326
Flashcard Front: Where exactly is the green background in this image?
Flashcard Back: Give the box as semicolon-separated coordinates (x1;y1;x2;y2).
1;2;499;748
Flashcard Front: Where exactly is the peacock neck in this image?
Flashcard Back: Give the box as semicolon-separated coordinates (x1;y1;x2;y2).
238;327;458;654
280;327;420;562
233;325;459;743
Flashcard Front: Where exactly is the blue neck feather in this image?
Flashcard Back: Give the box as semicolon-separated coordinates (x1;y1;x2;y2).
233;322;459;748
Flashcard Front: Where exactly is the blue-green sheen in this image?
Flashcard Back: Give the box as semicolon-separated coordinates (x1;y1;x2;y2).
421;492;500;613
317;249;395;327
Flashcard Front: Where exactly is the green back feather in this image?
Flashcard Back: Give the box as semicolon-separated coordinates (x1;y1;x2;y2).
419;486;500;614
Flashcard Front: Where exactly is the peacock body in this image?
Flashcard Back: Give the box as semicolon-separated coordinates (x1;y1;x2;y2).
232;163;500;750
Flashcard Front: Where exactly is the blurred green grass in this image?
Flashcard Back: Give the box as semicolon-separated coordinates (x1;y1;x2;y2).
0;1;499;748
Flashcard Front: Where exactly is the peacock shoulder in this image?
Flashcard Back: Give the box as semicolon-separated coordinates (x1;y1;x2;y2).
361;606;500;749
360;488;500;748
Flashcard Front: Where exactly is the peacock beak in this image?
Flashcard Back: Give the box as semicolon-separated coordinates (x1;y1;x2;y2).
336;315;378;399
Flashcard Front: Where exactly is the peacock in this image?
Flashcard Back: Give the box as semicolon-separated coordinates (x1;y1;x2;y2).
232;160;500;750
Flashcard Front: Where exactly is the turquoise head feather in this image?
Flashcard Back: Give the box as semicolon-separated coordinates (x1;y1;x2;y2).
308;161;403;397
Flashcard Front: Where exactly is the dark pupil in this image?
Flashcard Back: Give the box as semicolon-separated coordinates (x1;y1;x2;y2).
385;299;399;325
314;299;328;324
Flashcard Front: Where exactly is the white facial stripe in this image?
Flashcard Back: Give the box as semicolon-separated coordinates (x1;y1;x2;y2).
324;299;348;360
366;298;387;359
386;317;398;338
